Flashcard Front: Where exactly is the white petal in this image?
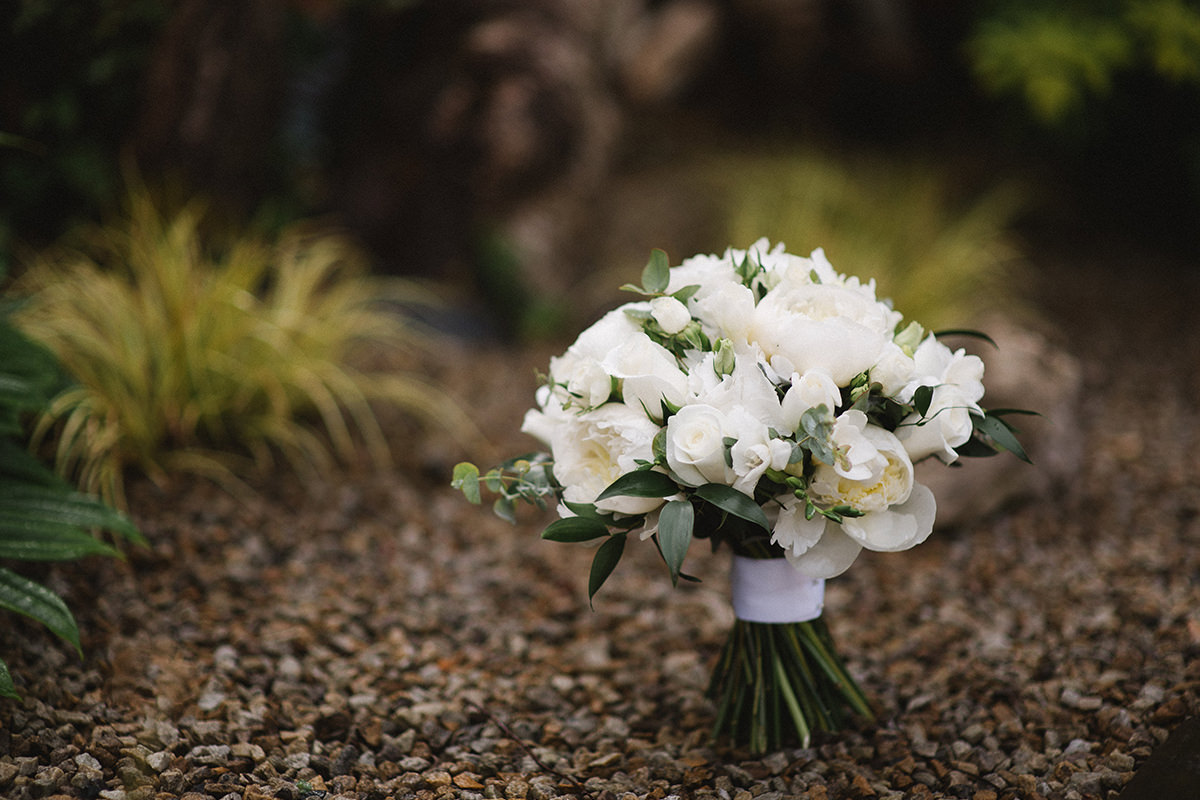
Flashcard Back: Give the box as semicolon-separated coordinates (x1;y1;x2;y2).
841;483;936;552
785;526;864;578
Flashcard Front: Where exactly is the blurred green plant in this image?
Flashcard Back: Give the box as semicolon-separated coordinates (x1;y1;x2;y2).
708;148;1023;330
0;1;168;265
12;184;472;508
0;284;143;700
968;0;1200;125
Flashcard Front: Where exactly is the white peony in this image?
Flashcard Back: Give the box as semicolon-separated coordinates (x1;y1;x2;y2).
840;483;936;552
665;404;734;487
809;420;914;513
546;403;665;515
748;282;895;385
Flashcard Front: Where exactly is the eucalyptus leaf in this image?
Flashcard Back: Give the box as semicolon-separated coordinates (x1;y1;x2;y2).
642;248;670;294
542;516;609;542
588;533;627;606
452;462;481;504
658;500;694;586
694;484;770;531
596;470;677;501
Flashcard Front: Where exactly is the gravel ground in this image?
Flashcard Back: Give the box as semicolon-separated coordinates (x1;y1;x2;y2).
2;241;1198;800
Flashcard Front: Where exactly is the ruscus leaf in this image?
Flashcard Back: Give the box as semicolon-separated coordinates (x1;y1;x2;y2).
694;484;770;531
657;500;694;586
596;470;677;501
542;516;610;542
588;533;627;607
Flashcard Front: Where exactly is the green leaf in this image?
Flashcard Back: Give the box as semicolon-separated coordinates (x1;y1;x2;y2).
972;412;1032;463
694;484;769;531
596;470;677;501
588;533;627;606
0;487;143;545
542;516;610;543
934;328;998;348
913;384;935;417
492;496;516;523
642;248;670;294
671;284;700;304
0;517;120;560
0;658;17;701
658;499;694;587
0;567;80;655
451;462;481;504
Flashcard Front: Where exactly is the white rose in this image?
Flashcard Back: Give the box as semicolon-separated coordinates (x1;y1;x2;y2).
649;296;692;335
549;403;665;515
749;283;893;385
809;422;914;513
601;332;688;418
665;404;733;487
770;497;864;578
780;368;841;432
896;384;977;464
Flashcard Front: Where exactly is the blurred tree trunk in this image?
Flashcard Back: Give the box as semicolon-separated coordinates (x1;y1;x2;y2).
133;0;287;214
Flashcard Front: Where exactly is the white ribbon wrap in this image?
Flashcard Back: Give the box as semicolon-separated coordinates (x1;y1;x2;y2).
730;555;825;623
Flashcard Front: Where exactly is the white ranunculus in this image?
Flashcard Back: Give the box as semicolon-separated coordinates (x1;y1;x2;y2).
691;280;757;348
809;422;914;513
665;404;733;487
601;332;688;418
548;403;665;515
901;336;985;406
725;407;793;496
666;251;739;301
896;384;977;464
840;482;936;552
870;342;916;398
692;353;787;432
649;295;692;335
570;304;645;361
749;283;894;385
548;351;613;409
780;368;841;432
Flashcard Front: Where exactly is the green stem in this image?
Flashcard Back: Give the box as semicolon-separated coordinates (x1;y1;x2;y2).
708;617;873;753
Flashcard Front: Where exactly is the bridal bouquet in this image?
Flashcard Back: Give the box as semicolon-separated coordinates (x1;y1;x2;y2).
454;240;1031;752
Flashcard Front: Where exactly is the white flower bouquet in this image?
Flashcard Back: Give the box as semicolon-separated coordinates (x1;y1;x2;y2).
455;240;1032;752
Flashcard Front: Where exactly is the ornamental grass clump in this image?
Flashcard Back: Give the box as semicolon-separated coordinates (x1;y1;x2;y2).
711;148;1023;330
13;187;463;507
